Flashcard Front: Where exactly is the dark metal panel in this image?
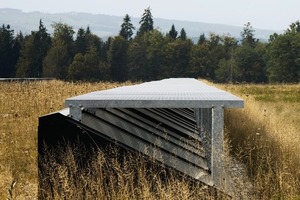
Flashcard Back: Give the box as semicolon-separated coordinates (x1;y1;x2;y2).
135;108;200;141
151;108;197;131
81;111;212;185
84;108;208;169
115;108;204;153
102;108;205;156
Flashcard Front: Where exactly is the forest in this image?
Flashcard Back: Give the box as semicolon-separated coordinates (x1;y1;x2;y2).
0;7;299;83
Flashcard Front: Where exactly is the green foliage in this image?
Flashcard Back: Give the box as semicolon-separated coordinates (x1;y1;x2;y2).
179;28;187;40
286;20;300;34
42;22;74;78
75;27;87;54
241;22;257;47
16;20;51;77
43;43;69;78
234;45;266;83
2;10;300;83
267;30;300;83
197;33;206;45
0;24;19;77
68;48;101;81
188;43;210;78
167;24;178;40
128;30;166;81
108;36;129;82
137;7;153;36
119;14;135;41
238;85;300;102
164;39;193;77
215;58;240;83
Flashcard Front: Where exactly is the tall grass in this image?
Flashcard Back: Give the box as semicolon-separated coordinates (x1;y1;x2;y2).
1;80;299;199
219;84;300;199
0;80;127;199
39;144;216;200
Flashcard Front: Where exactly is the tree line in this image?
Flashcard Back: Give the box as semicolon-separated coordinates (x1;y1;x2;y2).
1;7;299;83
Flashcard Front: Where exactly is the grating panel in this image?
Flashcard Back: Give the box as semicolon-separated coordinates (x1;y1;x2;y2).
65;78;244;109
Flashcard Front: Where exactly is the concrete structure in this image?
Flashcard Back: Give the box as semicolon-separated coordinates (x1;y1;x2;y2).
39;78;244;194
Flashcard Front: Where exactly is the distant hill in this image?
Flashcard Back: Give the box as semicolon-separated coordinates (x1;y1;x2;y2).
0;8;280;42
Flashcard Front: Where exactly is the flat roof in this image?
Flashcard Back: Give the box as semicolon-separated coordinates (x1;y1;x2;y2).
65;78;243;108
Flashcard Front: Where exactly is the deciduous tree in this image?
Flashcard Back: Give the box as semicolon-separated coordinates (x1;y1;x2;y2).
43;22;74;78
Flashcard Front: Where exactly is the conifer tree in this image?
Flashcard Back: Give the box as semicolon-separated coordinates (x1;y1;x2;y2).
119;14;135;41
137;7;153;36
108;36;129;81
179;28;187;40
241;22;257;47
0;24;17;77
197;33;206;45
168;24;178;40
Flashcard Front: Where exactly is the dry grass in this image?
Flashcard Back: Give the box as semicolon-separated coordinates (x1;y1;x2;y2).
217;83;300;199
0;80;128;199
39;144;215;200
1;80;299;199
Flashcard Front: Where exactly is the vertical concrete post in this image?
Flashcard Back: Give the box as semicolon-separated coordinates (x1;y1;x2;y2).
69;105;82;121
211;106;226;189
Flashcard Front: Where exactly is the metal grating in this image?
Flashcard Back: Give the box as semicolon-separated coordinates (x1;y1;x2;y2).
65;78;243;116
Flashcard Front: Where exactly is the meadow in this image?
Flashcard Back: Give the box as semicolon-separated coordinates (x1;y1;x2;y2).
0;80;299;199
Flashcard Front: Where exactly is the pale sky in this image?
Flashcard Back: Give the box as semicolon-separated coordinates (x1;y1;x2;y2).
1;0;299;31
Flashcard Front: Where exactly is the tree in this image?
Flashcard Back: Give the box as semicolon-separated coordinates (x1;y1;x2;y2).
127;35;148;80
84;27;104;58
43;43;69;78
188;43;210;78
267;33;300;82
68;48;101;81
163;39;193;77
119;14;135;40
16;33;38;77
108;36;129;81
75;27;87;54
137;7;153;36
179;28;187;40
168;24;178;40
17;20;51;77
36;20;52;76
241;22;257;47
128;30;166;81
197;33;206;45
286;20;300;34
0;24;18;77
214;34;239;83
234;45;266;83
43;22;74;78
215;58;241;83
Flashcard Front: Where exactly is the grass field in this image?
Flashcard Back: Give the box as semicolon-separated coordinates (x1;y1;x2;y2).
0;80;299;199
217;83;300;199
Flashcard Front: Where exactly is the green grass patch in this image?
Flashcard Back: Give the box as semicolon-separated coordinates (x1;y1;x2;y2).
237;85;300;102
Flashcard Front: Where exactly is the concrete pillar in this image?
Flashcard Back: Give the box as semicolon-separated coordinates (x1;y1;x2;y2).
211;106;226;190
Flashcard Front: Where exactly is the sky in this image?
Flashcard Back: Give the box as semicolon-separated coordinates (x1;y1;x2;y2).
1;0;299;31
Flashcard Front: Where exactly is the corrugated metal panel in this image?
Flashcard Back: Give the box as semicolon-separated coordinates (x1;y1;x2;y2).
80;108;212;185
